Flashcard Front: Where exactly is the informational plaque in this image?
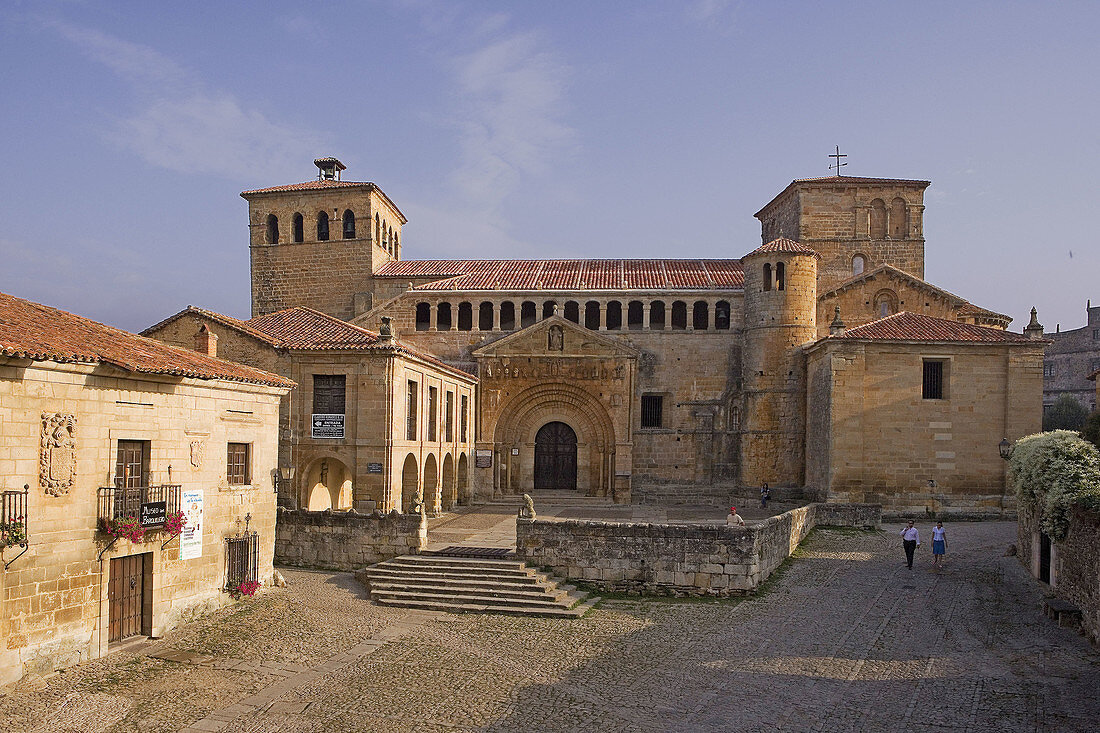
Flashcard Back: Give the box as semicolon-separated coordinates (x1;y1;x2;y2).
179;489;204;560
475;449;493;468
367;462;383;474
311;413;345;439
139;500;166;527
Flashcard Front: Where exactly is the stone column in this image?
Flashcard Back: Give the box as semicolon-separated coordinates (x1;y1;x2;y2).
492;301;501;331
642;302;651;330
429;302;438;331
599;302;607;331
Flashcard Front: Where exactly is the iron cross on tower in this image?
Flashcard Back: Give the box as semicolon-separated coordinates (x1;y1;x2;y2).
829;145;847;175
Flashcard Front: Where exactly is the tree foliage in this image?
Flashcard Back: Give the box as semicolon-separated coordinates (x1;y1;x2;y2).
1009;430;1100;541
1043;394;1089;431
1082;410;1100;450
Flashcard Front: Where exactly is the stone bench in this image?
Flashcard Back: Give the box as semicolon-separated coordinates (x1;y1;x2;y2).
1043;598;1083;628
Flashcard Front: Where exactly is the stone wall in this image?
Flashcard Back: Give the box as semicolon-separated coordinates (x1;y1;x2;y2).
1042;303;1100;413
274;508;426;571
515;503;879;597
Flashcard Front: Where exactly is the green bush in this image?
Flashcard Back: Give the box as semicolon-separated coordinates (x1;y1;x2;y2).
1082;410;1100;450
1043;394;1089;431
1009;430;1100;541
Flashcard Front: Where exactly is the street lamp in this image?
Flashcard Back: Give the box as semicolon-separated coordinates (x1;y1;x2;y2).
275;466;296;495
998;438;1013;461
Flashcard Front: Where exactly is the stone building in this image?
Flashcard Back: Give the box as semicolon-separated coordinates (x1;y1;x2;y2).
0;291;291;685
1042;301;1100;414
142;305;476;515
227;158;1042;514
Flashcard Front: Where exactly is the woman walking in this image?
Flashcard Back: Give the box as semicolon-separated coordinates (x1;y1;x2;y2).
931;521;947;569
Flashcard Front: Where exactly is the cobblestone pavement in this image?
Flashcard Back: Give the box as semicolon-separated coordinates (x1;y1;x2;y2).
2;521;1098;732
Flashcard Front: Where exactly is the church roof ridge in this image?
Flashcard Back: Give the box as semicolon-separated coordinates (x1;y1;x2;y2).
828;311;1034;343
744;238;819;258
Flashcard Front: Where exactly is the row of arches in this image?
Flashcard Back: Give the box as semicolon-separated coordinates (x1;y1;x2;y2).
869;197;909;239
263;210;400;256
400;451;470;514
414;299;732;332
762;262;787;292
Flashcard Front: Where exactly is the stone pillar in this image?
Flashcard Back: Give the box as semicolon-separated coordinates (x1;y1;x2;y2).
492;301;501;331
599;302;607;331
642;303;651;330
429;303;438;331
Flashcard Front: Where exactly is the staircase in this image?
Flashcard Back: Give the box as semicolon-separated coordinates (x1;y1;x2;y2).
358;553;600;618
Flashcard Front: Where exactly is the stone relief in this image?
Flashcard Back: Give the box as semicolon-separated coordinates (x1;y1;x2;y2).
40;412;76;496
189;440;205;468
548;325;564;351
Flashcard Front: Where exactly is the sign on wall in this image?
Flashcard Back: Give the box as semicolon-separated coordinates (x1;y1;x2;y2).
139;500;167;527
312;413;345;439
179;489;204;560
475;449;493;468
367;462;383;474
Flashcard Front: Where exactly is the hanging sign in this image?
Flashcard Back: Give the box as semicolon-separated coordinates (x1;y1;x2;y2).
179;489;204;560
139;501;166;527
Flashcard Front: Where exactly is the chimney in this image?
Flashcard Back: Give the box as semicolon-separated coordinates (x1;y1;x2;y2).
194;324;218;357
1024;307;1044;340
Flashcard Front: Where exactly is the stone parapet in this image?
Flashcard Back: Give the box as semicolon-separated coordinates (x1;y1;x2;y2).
515;502;879;597
275;508;426;571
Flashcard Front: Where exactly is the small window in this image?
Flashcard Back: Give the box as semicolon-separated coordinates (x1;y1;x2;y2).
313;374;346;414
437;302;452;331
1043;362;1056;378
521;301;537;328
500;302;516;331
641;395;664;428
852;255;865;276
445;391;455;442
317;211;330;241
763;263;773;291
427;387;438;442
671;301;688;330
225;531;258;592
650;301;666;329
775;262;785;291
265;214;279;244
227;443;251;485
457;302;473;331
564;301;580;323
584;301;600;330
627;301;644;330
415;302;431;331
479;302;494;331
461;394;469;442
292;213;304;242
406;381;418;440
715;301;731;330
343;209;356;239
693;301;709;330
606;301;623;330
922;360;945;400
115;440;150;488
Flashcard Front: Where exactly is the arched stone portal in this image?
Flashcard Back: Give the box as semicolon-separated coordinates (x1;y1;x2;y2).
457;453;470;505
441;453;456;511
423;454;439;516
400;453;419;513
534;421;578;489
304;457;352;511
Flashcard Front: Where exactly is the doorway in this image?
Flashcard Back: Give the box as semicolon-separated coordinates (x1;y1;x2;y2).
109;552;151;643
534;421;578;490
1039;532;1052;584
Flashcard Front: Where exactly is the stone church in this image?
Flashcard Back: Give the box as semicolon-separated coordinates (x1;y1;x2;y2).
172;158;1044;517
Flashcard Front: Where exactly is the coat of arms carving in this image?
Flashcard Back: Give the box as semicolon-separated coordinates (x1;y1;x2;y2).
40;412;77;496
190;440;205;468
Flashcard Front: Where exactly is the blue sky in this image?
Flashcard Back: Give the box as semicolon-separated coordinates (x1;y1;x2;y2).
1;1;1097;333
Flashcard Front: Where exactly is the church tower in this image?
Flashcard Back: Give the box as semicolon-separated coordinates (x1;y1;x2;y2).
740;238;818;488
241;158;407;320
754;176;930;291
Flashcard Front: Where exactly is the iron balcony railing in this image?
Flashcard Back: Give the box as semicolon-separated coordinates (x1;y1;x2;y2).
97;484;182;529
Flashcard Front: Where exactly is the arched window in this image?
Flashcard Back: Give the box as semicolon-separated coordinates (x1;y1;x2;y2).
478;302;494;331
715;301;731;330
500;302;516;331
394;233;400;258
870;198;887;239
375;213;381;246
606;301;622;330
852;254;865;276
520;301;537;328
693;301;709;330
542;300;557;319
584;301;600;330
457;302;473;331
671;301;688;330
317;211;330;241
343;209;356;239
564;301;580;323
627;301;644;330
292;213;304;243
650;301;666;329
874;290;898;319
265;214;279;244
763;263;773;291
387;226;393;254
415;302;431;331
437;302;452;331
891;197;908;238
776;262;786;291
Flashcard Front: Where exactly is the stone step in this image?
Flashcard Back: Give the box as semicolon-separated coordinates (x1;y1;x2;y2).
389;554;531;572
363;567;554;588
373;595;602;619
369;579;574;603
370;587;584;610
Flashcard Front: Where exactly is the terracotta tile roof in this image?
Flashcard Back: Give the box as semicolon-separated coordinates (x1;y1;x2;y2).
374;259;746;291
956;302;1011;321
246;308;380;349
0;291;293;387
831;311;1034;343
745;238;819;258
142;306;281;347
240;179;374;195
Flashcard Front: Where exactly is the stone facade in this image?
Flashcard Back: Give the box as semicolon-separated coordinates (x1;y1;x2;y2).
515;503;880;596
1042;301;1100;413
0;358;286;686
274;508;426;571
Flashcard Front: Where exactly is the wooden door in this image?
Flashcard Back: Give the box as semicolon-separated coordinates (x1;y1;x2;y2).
534;422;577;490
115;440;149;488
109;553;150;643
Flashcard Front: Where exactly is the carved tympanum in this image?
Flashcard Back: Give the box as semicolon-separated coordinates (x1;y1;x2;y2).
40;412;76;496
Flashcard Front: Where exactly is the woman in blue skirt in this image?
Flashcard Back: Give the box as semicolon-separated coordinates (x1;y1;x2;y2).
931;521;947;569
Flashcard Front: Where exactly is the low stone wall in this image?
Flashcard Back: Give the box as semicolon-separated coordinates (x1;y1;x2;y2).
516;503;880;597
275;508;426;571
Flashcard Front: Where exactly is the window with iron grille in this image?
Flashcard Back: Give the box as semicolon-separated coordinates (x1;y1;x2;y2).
225;532;258;590
428;386;438;442
922;360;945;400
460;395;469;442
1043;362;1056;378
641;395;664;428
445;391;455;442
313;374;346;414
227;443;251;485
406;381;418;440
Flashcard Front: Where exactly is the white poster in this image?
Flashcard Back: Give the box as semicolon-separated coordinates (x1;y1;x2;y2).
179;489;204;560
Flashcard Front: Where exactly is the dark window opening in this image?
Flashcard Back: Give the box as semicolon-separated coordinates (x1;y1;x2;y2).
500;302;516;331
445;391;455;442
542;301;557;319
650;301;666;329
317;211;330;241
479;302;494;331
776;262;786;291
627;301;644;330
584;301;600;330
457;302;473;331
265;214;279;244
641;395;664;428
227;443;251;485
427;387;438;442
922;360;944;400
521;301;537;328
763;263;773;291
292;213;304;243
693;301;709;330
564;301;580;323
313;374;346;414
437;302;452;331
606;301;622;330
343;209;356;239
460;395;469;442
715;301;731;330
671;301;688;330
406;381;418;440
415;302;431;331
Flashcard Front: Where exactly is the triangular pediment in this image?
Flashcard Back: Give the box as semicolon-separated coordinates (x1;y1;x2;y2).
473;315;639;359
819;264;966;307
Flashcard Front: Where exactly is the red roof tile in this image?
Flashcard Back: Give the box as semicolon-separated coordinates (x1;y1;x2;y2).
832;312;1034;343
374;259;745;291
246;308;380;349
745;238;819;258
142;306;282;347
0;292;293;387
240;179;375;195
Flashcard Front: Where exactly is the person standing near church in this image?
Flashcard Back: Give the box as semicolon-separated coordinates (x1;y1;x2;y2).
931;521;947;569
727;506;745;527
760;483;771;509
901;521;920;569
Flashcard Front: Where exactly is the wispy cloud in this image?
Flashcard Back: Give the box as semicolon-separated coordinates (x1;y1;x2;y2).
686;0;742;29
48;21;326;182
